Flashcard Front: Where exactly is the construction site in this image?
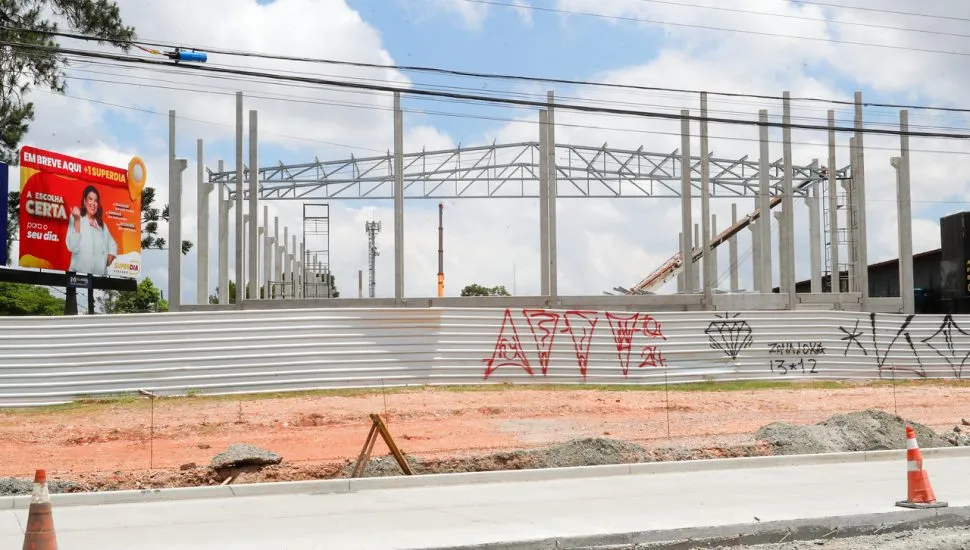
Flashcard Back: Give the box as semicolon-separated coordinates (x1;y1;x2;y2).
4;85;970;548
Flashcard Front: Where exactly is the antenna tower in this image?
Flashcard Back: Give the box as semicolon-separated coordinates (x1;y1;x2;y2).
365;220;381;298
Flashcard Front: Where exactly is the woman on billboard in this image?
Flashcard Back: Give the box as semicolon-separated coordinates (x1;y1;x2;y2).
66;185;118;276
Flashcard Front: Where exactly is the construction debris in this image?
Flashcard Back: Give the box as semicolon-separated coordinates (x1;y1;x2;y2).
755;409;951;455
209;444;282;469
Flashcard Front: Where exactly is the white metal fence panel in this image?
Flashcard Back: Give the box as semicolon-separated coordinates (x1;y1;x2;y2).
0;307;967;407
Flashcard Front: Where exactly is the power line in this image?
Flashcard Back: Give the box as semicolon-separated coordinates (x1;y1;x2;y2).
54;67;970;157
461;0;970;61
63;59;970;133
7;24;970;114
631;0;970;40
3;39;966;140
771;0;970;23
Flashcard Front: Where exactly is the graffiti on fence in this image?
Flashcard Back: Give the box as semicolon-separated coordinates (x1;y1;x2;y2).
483;309;667;380
836;312;970;379
705;312;753;360
767;341;825;376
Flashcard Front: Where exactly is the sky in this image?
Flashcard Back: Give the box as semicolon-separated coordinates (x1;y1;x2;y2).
6;0;970;305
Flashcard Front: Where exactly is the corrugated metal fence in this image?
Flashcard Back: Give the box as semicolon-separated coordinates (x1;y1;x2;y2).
0;307;967;407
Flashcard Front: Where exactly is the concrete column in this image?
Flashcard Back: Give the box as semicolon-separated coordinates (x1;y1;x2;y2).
247;110;259;303
854;92;870;305
809;177;823;293
393;92;405;301
758;109;772;293
262;205;270;298
692;223;701;292
263;233;272;302
846;137;858;293
241;214;248;300
358;269;363;298
547;90;559;301
730;203;739;291
273;217;280;297
677;232;685;292
538;109;550;296
234;91;244;308
897;109;915;314
710;214;719;289
782;92;797;306
167;110;184;312
750;221;762;291
680;110;694;292
282;226;289;298
827;110;840;295
299;241;306;299
196;139;209;305
217;160;229;305
291;235;297;299
700;92;713;308
775;211;786;295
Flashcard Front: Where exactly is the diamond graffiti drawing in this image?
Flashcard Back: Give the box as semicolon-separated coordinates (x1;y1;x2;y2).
705;313;754;360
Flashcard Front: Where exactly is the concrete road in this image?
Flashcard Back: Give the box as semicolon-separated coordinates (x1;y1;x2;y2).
2;455;969;550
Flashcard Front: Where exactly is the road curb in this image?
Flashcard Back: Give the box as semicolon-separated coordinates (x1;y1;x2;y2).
420;506;970;549
2;446;969;510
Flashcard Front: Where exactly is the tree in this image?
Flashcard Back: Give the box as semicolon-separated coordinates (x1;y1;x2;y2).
461;283;511;297
0;0;135;164
0;281;64;315
4;190;16;266
98;276;167;313
140;186;192;254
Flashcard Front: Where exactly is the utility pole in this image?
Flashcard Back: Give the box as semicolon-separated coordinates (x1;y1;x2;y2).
365;220;381;298
437;202;444;297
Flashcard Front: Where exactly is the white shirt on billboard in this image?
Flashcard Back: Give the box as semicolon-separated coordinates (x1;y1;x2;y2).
66;212;118;276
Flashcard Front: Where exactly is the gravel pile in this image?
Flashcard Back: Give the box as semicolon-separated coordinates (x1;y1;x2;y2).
209;444;282;470
345;437;655;478
944;419;970;447
693;525;970;549
531;438;653;469
755;409;951;455
0;478;80;496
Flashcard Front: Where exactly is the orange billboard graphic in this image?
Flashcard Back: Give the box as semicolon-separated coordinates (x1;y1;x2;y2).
18;146;145;278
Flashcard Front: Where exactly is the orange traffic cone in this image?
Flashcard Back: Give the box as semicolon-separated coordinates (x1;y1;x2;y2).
21;469;58;550
895;426;948;509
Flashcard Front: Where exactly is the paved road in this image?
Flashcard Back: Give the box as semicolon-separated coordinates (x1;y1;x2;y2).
2;456;969;549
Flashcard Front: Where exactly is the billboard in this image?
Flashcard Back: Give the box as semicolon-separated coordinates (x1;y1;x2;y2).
1;162;7;266
18;146;146;278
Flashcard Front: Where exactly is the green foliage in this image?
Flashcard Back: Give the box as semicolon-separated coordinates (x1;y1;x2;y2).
0;281;64;314
0;0;136;164
140;186;192;254
460;283;511;297
4;190;16;266
98;276;167;313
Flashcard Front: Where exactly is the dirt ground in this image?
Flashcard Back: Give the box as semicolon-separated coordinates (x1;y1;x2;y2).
1;380;968;492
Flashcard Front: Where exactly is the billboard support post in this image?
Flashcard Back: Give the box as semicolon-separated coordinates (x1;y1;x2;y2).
0;162;7;267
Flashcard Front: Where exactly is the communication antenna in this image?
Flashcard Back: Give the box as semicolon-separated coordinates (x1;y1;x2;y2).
365;220;381;298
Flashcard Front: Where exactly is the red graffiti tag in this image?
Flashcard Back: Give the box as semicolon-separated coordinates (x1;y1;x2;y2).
564;311;600;380
638;345;667;368
523;309;560;376
606;312;640;376
641;315;666;340
483;308;533;379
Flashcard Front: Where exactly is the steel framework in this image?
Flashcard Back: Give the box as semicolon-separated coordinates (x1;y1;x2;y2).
208;142;848;201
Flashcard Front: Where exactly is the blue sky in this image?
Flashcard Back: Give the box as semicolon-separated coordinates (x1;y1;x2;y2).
8;0;970;307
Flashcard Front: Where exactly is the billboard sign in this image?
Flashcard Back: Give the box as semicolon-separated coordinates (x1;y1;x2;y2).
18;146;146;278
1;162;7;266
